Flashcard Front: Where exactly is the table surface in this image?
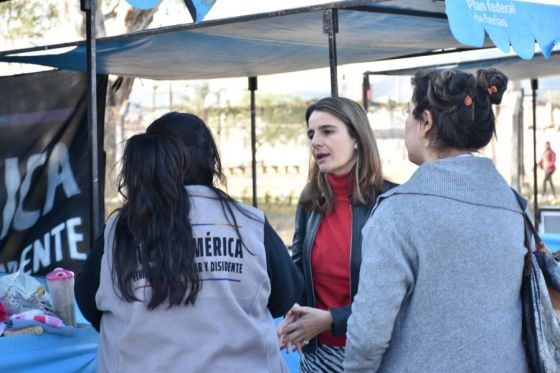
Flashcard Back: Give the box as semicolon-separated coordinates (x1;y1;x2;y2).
0;272;299;372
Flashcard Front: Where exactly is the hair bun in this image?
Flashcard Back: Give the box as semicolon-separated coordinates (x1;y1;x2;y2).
428;70;476;113
476;68;508;105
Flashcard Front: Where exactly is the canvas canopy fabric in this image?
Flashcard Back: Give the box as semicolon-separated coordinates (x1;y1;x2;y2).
367;49;560;80
0;0;482;80
446;0;560;60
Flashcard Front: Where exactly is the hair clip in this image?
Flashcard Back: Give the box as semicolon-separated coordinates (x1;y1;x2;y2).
487;85;498;95
464;95;473;106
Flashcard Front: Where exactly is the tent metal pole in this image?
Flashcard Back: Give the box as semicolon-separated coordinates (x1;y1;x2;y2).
362;73;370;110
532;78;539;227
511;91;523;192
81;0;101;242
249;76;258;207
323;9;338;97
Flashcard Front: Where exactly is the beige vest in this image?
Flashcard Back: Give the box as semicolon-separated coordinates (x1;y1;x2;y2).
96;185;288;373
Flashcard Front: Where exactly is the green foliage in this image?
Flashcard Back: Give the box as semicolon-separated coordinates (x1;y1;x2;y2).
0;1;59;41
243;93;310;147
257;94;309;125
174;86;311;148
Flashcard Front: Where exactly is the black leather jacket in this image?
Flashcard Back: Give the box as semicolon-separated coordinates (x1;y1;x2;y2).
291;180;397;353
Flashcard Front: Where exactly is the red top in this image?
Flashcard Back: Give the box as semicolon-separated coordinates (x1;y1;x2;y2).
539;148;556;173
311;171;353;346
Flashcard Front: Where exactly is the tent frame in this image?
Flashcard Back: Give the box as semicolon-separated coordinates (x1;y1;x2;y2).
81;0;102;241
0;0;513;241
72;0;465;240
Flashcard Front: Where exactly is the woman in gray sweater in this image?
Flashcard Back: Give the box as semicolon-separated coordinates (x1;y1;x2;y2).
344;68;528;372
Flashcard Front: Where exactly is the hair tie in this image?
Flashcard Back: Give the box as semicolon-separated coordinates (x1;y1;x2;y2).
464;95;473;106
487;85;497;95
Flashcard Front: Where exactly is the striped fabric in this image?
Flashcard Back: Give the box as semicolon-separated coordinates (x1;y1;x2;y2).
300;344;345;372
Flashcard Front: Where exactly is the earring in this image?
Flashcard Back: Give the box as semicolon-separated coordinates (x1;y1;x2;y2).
354;143;358;150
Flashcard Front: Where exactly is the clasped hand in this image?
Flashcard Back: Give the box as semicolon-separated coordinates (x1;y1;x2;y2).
277;304;332;353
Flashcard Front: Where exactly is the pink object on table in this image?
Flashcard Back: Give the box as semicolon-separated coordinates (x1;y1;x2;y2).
45;268;74;282
45;268;76;327
32;314;64;328
0;300;7;322
12;312;64;328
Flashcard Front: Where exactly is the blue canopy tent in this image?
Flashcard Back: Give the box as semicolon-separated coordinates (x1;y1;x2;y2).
0;0;493;241
0;0;479;80
2;1;557;238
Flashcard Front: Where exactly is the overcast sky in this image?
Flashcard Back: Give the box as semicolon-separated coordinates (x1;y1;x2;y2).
206;0;341;20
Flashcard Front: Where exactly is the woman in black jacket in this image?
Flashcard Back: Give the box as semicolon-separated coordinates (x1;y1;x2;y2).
277;97;396;372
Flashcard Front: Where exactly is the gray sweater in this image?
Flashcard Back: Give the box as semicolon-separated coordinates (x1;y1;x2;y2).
344;156;528;372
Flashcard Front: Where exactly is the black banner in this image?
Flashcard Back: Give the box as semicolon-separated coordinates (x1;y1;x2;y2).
0;70;107;275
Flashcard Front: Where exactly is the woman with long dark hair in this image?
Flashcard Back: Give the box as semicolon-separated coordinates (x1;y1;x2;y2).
75;112;302;372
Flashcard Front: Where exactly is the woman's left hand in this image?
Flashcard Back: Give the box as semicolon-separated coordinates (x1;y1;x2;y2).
277;304;332;351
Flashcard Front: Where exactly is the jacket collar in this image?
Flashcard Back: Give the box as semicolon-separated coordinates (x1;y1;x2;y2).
378;156;521;212
184;185;217;199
